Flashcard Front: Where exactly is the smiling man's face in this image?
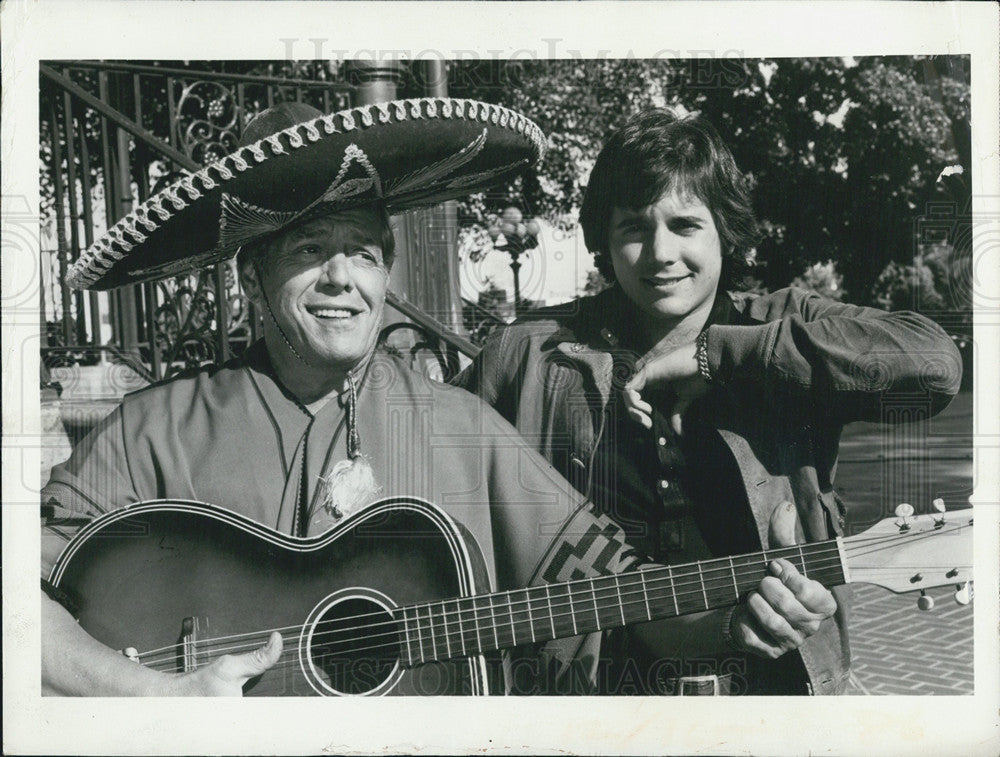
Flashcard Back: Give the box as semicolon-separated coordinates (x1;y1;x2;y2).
245;208;390;376
607;189;722;334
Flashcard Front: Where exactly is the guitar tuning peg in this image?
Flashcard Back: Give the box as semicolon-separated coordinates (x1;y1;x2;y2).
917;590;935;611
932;498;946;513
894;503;914;531
954;583;973;606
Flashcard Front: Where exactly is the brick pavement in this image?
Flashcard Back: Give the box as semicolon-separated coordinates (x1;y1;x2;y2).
845;583;974;695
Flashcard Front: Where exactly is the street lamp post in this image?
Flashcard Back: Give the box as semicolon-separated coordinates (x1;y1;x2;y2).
488;206;540;318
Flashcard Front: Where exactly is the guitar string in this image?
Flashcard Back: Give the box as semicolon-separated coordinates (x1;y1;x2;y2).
143;531;967;667
136;517;969;662
137;556;851;667
138;563;854;677
136;527;966;668
135;557;849;670
135;524;969;667
213;566;862;664
140;555;966;675
132;539;849;661
132;539;852;661
138;549;965;669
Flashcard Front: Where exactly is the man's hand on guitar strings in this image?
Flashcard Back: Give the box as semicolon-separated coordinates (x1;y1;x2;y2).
173;631;283;696
728;558;837;659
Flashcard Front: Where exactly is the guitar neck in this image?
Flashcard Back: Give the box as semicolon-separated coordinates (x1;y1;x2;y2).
397;539;846;667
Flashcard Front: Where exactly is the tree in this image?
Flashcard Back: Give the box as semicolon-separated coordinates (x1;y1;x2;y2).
872;260;947;313
791;261;846;301
839;60;958;300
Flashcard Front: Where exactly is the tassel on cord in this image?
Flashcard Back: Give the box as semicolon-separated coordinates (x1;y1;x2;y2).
320;369;380;520
252;258;385;522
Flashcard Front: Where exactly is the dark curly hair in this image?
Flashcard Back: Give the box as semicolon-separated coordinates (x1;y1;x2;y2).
579;109;761;290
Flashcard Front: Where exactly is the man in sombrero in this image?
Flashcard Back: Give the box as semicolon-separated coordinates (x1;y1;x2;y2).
40;99;836;696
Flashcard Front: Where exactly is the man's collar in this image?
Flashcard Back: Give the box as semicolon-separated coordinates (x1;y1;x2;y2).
243;338;373;415
549;285;737;404
590;284;735;351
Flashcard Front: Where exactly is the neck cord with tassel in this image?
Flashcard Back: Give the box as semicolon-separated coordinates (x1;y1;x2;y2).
318;354;380;520
254;259;382;521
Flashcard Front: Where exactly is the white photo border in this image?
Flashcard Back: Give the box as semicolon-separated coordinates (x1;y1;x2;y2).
3;2;998;755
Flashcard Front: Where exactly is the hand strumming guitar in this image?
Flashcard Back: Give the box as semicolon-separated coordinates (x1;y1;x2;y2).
169;632;283;696
42;593;282;696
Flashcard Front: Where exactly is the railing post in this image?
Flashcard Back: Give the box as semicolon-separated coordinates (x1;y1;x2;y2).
47;98;74;346
343;60;406;106
213;264;231;364
131;71;162;379
76;96;104;349
111;73;140;358
97;70;121;356
61;76;87;346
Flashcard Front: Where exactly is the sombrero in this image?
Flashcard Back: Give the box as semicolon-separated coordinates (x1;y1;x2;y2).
66;98;545;290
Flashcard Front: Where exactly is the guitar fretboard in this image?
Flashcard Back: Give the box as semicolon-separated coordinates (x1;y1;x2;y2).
396;541;846;666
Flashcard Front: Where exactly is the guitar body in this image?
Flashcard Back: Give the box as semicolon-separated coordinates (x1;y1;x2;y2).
49;497;497;696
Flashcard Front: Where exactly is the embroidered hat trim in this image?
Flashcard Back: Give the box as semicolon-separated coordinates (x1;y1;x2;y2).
66;97;545;289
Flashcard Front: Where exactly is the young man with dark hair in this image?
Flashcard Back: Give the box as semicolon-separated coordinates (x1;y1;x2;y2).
455;108;961;695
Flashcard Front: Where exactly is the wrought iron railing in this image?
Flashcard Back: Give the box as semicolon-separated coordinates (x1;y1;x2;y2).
461;296;511;347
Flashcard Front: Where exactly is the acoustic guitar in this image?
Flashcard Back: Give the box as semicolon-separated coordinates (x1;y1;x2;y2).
49;496;973;696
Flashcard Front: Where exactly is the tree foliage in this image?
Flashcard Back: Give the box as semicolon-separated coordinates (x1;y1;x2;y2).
790;260;846;302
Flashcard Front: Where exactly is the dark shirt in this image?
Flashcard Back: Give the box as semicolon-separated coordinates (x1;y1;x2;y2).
589;294;762;692
590;292;758;565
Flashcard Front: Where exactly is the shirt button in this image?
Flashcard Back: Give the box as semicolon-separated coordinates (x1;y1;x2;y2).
657;437;667;447
658;480;670;490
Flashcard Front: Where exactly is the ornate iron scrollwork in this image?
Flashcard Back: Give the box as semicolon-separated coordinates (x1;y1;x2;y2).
160;78;254;377
175;80;241;165
152;259;253;377
378;322;459;382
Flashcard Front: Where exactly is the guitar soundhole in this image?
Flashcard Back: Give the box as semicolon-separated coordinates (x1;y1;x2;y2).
305;593;402;696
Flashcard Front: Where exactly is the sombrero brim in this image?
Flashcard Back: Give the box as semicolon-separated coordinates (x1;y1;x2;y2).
67;98;545;290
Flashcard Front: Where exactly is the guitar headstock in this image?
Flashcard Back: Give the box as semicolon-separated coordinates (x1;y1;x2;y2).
842;507;973;596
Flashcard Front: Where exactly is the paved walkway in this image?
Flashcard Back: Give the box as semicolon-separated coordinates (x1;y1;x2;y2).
836;389;974;695
845;583;974;695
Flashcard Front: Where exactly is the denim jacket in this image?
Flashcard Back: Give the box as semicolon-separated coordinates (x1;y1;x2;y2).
455;286;962;695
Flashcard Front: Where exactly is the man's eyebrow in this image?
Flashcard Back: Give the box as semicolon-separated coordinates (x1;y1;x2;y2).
283;226;324;245
283;223;380;246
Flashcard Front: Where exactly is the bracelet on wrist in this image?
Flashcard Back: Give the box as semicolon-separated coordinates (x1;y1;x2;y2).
695;329;712;383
